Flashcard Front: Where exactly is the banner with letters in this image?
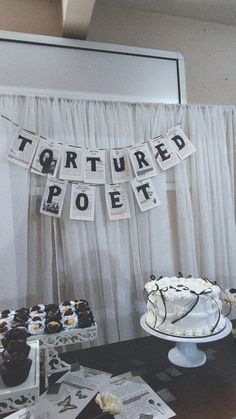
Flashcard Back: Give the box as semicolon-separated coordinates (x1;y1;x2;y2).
4;115;196;221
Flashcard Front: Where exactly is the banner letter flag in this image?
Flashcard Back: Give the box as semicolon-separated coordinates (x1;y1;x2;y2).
3;114;198;220
167;125;196;160
105;183;131;220
59;145;84;181
128;143;157;180
110;148;133;183
40;177;67;218
70;183;95;221
149;134;180;170
84;148;106;184
7;128;39;169
31;137;62;177
131;178;161;212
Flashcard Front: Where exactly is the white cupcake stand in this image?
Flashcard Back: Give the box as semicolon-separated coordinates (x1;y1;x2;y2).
0;326;97;413
28;324;97;375
140;315;232;368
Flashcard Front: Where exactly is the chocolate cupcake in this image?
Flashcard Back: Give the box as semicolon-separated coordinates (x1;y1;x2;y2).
0;328;32;387
45;304;59;313
63;315;78;330
45;320;63;334
28;321;44;335
0;310;11;318
14;312;29;323
60;306;75;316
14;323;29;333
0;358;32;387
74;299;90;313
60;300;75;307
0;310;15;322
3;327;28;344
30;316;43;322
46;312;62;323
15;308;29;316
0;321;8;335
29;305;45;319
77;311;94;328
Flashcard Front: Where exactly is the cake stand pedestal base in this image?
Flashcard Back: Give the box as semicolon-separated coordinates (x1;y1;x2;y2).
140;315;232;368
168;341;206;367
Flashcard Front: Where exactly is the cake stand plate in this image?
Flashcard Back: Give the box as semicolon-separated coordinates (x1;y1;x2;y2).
140;315;232;368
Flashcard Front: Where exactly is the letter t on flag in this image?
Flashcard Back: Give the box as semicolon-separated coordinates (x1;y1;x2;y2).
131;178;161;212
7;128;39;169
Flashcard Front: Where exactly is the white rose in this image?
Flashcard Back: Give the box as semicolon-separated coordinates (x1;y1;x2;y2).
95;392;123;415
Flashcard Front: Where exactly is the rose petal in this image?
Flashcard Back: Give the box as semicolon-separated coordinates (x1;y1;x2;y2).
95;392;123;415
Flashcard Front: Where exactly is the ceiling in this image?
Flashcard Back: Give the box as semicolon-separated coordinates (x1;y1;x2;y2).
63;0;236;39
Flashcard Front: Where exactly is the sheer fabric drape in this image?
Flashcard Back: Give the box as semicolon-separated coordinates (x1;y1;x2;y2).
1;96;236;345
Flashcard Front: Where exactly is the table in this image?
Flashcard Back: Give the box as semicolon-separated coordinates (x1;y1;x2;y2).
59;325;236;419
2;326;236;418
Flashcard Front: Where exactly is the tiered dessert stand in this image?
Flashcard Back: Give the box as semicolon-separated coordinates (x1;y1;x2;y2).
28;324;97;388
0;325;97;413
140;314;232;368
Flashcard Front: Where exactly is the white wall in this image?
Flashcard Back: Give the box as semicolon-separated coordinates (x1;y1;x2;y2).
0;0;62;36
87;4;236;105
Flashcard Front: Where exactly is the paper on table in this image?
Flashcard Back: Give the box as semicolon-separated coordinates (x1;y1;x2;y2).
7;366;112;419
101;376;175;419
56;365;112;384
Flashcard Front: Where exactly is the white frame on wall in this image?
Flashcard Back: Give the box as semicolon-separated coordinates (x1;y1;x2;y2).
0;31;187;104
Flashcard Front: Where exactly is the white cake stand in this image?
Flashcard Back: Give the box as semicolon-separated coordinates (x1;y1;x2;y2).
140;315;232;368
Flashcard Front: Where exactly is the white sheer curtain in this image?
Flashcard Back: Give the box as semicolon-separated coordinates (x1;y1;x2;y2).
1;96;236;345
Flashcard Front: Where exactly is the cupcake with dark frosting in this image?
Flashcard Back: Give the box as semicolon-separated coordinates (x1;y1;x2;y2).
45;320;63;334
60;300;75;307
29;304;45;319
0;321;9;335
0;328;32;387
74;299;90;313
60;306;75;317
0;310;15;323
62;315;78;330
77;310;95;328
14;311;29;324
28;321;45;335
45;304;59;313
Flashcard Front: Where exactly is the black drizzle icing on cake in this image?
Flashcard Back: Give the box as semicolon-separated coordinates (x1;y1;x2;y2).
144;274;229;337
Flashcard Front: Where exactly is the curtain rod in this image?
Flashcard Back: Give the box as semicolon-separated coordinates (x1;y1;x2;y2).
0;86;183;105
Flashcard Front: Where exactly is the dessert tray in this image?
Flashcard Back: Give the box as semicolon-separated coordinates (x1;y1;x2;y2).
0;340;40;414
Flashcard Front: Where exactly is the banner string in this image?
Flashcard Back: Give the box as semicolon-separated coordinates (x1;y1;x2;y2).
2;114;50;139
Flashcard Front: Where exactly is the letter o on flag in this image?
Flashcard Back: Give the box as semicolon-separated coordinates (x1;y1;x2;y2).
75;193;89;211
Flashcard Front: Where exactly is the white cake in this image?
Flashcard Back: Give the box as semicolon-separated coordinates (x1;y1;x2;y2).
144;276;226;337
